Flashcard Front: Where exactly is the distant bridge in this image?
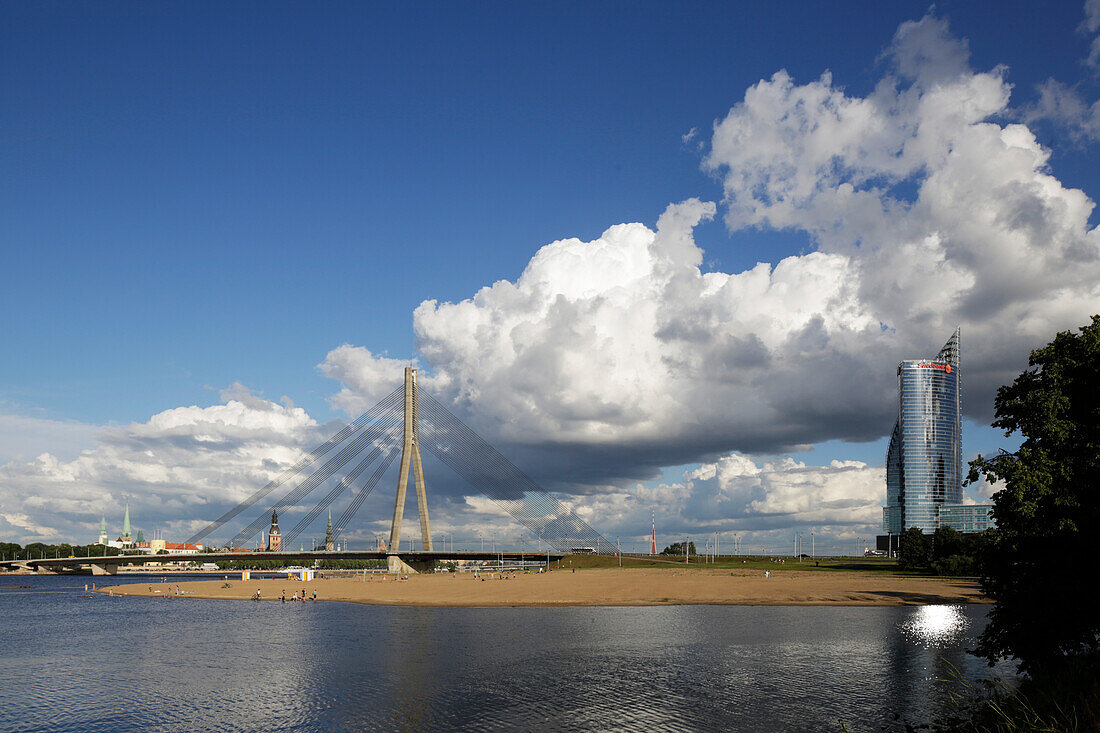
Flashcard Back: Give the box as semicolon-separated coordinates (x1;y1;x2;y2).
178;367;608;574
11;367;609;576
0;549;567;576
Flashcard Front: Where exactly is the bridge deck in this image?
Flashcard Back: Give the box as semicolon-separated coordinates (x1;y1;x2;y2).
0;549;568;571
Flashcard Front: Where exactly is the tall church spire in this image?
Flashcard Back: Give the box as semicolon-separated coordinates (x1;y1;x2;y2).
121;502;131;542
325;509;334;551
267;508;282;552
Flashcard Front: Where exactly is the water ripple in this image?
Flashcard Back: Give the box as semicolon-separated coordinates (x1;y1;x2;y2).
1;578;1012;732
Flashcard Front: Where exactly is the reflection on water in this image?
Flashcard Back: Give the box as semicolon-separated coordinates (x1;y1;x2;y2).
901;604;969;646
0;576;1015;732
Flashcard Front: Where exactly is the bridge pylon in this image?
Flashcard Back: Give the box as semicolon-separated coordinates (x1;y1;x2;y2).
388;367;433;573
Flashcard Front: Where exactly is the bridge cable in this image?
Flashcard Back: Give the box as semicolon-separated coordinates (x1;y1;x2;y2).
186;386;403;545
421;394;606;549
415;390;609;552
227;400;403;548
227;398;404;547
417;397;605;552
331;440;402;543
281;418;403;547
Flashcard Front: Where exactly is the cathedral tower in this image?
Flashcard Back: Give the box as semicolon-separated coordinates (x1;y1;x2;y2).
267;509;282;552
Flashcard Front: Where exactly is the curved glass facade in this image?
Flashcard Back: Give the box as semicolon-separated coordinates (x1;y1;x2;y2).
883;329;962;534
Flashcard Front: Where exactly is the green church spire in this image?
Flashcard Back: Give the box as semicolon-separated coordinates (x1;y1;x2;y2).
122;502;131;539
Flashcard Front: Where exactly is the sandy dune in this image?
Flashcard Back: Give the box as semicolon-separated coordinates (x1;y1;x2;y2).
102;568;987;607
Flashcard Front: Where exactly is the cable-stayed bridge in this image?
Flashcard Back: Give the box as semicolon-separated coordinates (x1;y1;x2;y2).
1;368;607;575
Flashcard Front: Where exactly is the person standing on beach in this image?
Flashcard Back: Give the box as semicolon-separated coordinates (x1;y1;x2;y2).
281;590;286;603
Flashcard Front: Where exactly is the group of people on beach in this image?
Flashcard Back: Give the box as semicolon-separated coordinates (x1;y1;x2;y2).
363;574;410;582
145;584;184;597
279;589;316;603
472;570;517;581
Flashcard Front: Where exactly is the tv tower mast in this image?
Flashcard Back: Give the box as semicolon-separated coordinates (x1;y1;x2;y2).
650;511;657;555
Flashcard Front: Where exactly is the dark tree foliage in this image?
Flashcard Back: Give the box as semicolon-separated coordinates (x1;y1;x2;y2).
967;315;1100;674
931;526;964;561
898;526;992;576
930;527;985;576
898;527;929;569
314;559;387;569
215;559;288;570
660;542;697;556
0;542;121;560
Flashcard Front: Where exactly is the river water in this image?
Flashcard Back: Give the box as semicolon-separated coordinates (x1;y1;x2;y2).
0;574;1014;732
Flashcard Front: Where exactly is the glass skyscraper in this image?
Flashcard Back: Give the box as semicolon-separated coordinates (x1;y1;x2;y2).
882;328;992;538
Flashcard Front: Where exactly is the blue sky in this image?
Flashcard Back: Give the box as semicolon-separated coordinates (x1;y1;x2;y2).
2;2;1099;550
3;1;1091;426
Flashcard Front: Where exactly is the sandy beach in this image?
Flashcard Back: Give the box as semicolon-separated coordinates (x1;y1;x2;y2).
101;568;987;607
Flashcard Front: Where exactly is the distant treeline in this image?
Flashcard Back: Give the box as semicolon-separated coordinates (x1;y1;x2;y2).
213;558;390;570
0;542;124;561
314;559;388;569
660;541;697;556
897;526;994;575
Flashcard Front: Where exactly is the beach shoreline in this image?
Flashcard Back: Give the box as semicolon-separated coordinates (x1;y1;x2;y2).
100;567;988;607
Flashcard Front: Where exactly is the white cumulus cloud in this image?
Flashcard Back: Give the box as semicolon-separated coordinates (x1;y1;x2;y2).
323;16;1100;492
0;388;325;544
6;13;1100;550
550;452;886;554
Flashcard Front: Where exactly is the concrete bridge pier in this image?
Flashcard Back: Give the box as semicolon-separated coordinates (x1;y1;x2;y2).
387;554;435;574
88;562;118;576
388;368;434;574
